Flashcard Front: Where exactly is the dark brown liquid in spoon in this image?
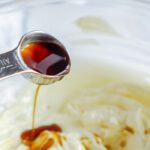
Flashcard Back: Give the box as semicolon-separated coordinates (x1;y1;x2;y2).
21;42;69;75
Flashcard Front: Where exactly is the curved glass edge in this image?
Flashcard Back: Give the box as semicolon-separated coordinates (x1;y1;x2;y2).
0;0;150;13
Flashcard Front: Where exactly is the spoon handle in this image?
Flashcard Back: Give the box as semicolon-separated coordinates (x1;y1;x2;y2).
0;49;23;80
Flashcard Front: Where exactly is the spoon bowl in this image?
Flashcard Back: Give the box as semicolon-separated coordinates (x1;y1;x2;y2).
0;31;71;85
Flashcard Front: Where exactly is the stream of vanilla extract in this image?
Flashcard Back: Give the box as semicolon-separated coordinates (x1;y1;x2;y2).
21;85;62;146
32;85;41;136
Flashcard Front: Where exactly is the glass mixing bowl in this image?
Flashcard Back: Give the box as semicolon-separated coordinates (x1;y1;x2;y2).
0;0;150;149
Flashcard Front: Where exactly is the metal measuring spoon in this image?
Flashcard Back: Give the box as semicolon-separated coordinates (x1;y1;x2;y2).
0;31;71;85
